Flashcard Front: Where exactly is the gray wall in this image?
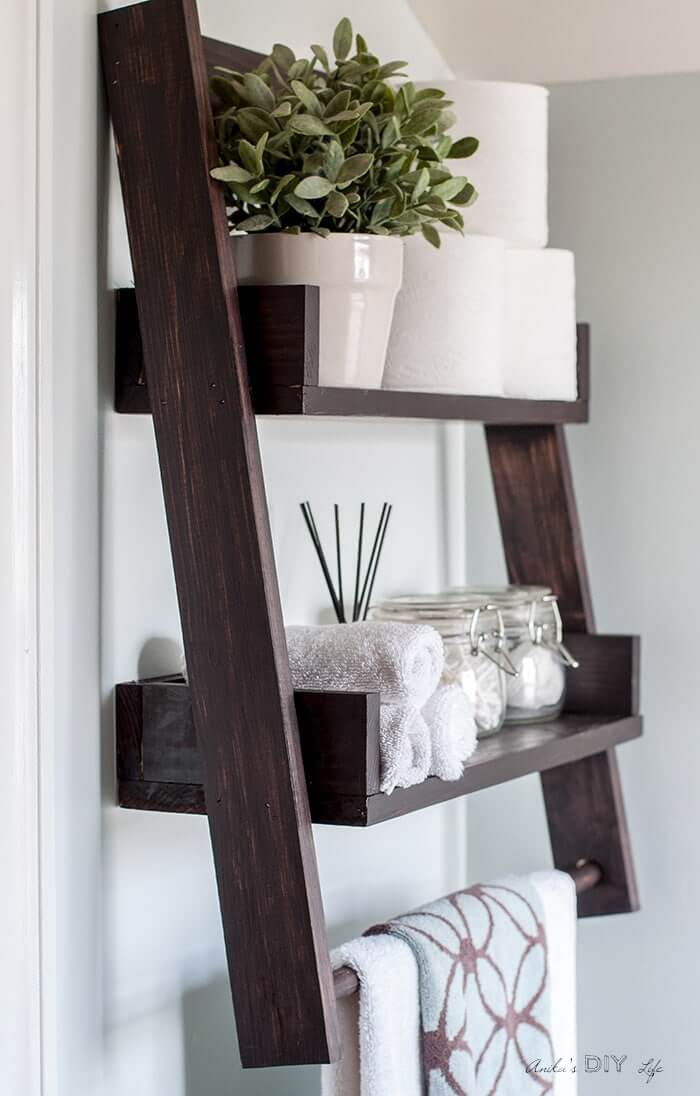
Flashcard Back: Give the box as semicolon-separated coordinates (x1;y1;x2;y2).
466;72;700;1091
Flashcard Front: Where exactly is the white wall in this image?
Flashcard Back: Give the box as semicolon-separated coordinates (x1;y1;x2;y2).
407;0;700;83
465;72;700;1092
101;4;459;1096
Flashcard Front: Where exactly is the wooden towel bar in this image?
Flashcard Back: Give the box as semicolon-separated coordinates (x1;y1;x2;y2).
333;861;602;999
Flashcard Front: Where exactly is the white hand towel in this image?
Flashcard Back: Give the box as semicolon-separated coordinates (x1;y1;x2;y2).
383;233;506;396
423;683;477;781
527;870;578;1094
322;935;422;1096
379;705;431;794
286;622;444;708
419;80;549;249
504;248;578;401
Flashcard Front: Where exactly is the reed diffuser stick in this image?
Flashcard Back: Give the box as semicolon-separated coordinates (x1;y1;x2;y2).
300;501;343;622
361;504;393;621
352;502;365;623
300;501;392;624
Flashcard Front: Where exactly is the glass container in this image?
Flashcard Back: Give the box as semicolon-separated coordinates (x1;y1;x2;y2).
450;586;579;724
371;594;514;738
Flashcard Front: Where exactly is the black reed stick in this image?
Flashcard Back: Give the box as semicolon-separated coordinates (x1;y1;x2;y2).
356;503;388;619
334;504;346;623
300;502;343;622
300;501;392;624
361;504;392;620
352;503;365;623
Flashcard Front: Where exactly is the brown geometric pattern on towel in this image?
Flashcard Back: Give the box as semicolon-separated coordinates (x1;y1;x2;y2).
371;883;554;1094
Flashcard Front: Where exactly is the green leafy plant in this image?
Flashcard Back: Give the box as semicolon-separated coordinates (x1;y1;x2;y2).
210;17;478;247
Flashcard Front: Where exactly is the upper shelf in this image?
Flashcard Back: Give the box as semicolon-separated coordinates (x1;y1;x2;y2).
115;286;590;425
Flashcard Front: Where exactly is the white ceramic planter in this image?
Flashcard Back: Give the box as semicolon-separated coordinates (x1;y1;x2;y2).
231;233;403;388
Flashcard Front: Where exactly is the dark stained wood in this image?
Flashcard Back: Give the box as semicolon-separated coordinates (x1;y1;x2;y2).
333;858;605;1000
564;634;640;717
203;35;264;76
486;424;594;632
115;680;143;781
542;752;639;916
115;285;319;414
115;678;381;796
100;0;338;1068
356;714;641;826
487;423;639;915
115;675;641;825
115;287;589;424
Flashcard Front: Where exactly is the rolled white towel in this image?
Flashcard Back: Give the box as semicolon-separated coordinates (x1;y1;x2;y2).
379;705;431;794
286;622;444;709
423;684;477;781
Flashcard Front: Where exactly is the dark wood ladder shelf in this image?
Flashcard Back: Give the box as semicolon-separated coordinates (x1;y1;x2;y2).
115;285;590;424
100;0;642;1071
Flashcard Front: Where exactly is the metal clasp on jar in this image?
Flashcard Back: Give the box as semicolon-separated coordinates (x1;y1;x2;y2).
470;604;519;676
528;595;580;669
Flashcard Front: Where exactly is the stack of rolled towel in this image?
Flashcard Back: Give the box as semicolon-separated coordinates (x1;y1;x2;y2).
287;621;477;794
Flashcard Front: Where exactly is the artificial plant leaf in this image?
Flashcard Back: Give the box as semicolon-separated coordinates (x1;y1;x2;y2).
210;163;253;183
333;17;353;61
376;61;408;79
238;139;261;175
448;136;479;159
294;175;335;199
326;190;349;217
243;72;275;112
336;152;373;184
311;44;330;71
271;43;296;72
432;176;468;201
291;79;322;114
210;76;240;108
285;193;321;218
287;113;333;136
451;182;478;206
324;89;352;117
324;140;345;182
269;173;296;204
237;214;275;231
421;223;441;248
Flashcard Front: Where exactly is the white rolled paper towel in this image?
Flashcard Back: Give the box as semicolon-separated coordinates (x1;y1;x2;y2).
418;80;548;249
504;248;578;401
382;233;506;396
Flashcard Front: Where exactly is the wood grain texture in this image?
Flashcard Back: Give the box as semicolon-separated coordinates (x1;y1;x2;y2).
114;285;319;414
564;634;640;717
115;677;641;826
115;679;381;795
487;423;640;915
115;288;589;424
541;751;640;916
100;0;338;1067
486;424;594;632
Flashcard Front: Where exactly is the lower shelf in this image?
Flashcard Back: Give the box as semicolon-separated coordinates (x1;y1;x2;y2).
116;633;641;826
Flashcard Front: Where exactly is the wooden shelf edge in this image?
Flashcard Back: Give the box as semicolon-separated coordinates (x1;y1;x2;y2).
116;699;642;827
114;287;590;425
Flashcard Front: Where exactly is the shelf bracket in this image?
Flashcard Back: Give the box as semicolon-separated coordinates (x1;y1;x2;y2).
486;423;640;915
99;0;339;1067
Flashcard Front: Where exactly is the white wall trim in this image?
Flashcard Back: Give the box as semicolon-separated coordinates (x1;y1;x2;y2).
0;0;43;1093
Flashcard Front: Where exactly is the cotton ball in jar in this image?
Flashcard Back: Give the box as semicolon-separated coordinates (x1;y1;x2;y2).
442;641;506;736
507;642;565;712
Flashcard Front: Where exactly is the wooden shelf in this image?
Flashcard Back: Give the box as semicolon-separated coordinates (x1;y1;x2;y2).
116;633;640;827
115;287;590;424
